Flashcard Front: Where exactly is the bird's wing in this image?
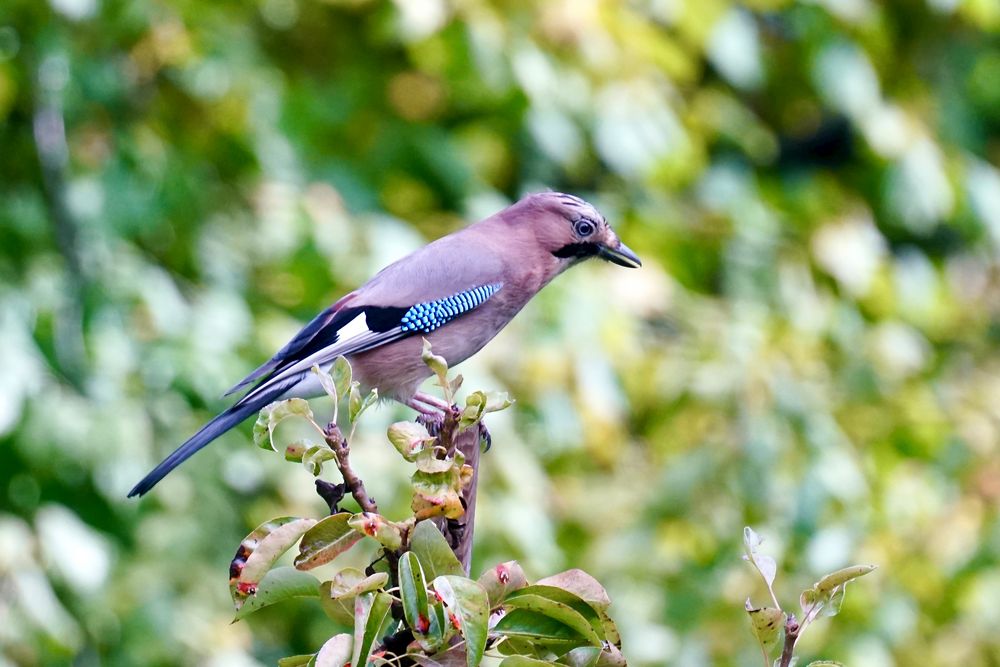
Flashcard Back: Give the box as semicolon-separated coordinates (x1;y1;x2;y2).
224;294;359;396
229;229;509;398
231;282;505;404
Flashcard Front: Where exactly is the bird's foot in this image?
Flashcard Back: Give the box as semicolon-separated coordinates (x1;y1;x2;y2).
409;392;458;435
408;393;491;450
416;411;445;436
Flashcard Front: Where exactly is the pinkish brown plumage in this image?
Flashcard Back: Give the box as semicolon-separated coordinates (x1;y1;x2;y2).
129;192;640;497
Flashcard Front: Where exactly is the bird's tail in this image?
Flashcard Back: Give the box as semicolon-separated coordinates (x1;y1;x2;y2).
128;380;293;497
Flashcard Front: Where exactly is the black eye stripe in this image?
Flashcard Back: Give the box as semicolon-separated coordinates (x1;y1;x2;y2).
552;242;599;260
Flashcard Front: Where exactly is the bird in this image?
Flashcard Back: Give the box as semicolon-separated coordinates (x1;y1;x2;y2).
128;192;641;497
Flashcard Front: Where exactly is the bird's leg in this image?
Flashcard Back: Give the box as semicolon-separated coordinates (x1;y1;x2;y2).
406;397;442;421
409;392;492;451
411;391;452;412
408;392;453;436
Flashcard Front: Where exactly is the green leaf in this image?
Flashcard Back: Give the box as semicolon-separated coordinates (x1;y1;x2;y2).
557;647;601;667
352;592;393;667
278;655;314;667
348;512;403;551
400;551;432;635
504;585;604;639
329;568;390;598
331;356;352;400
478;560;528;609
815;564;877;593
422;338;449;385
313;633;352;667
496;637;548;657
431;575;490;667
312;364;340;403
302;444;337;476
319;568;391;625
800;564;876;620
493;608;588;645
806;662;846;667
295;513;364;570
387;421;434;461
319;576;358;626
597;608;621;648
414;447;460;474
536;569;611;611
503;594;603;646
349;385;378;423
458;391;514;430
411;460;471;520
483;390;514;413
231;517;317;607
745;599;785;654
409;520;465;579
253;399;316;451
528;572;620;648
233;567;319;620
499;658;554;667
285;441;308;462
459;391;486;430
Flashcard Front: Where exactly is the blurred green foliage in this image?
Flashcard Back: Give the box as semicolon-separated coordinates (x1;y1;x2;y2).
1;0;999;665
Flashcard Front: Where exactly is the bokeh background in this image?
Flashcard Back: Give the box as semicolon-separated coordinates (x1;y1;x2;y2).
2;0;1000;665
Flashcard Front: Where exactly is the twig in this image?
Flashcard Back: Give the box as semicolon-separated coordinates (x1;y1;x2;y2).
778;613;800;667
421;407;482;574
447;424;481;574
324;421;378;513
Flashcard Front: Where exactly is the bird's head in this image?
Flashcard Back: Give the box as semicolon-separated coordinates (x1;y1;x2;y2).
511;192;642;270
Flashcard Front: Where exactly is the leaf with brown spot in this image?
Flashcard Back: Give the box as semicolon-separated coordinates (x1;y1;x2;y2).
294;513;363;571
230;517;317;609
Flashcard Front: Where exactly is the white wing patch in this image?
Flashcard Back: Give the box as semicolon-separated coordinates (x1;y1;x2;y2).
239;309;403;404
337;311;370;340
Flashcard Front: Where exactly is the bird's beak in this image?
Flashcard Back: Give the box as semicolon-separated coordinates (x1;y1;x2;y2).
599;241;642;268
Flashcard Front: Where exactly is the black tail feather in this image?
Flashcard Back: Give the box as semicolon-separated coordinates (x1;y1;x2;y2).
127;403;257;497
128;378;297;497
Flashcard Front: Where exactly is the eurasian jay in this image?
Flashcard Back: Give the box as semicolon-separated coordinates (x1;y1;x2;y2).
128;192;640;497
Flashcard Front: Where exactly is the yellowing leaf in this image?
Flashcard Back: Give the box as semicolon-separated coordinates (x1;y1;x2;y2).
745;600;785;654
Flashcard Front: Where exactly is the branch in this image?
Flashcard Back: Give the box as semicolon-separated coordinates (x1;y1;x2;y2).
446;424;481;574
324;421;378;514
421;408;485;575
778;613;800;667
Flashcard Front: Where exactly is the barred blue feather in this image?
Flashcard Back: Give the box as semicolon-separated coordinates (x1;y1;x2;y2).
400;283;504;333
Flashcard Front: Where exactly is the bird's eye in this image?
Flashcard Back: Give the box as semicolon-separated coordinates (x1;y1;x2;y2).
574;219;596;237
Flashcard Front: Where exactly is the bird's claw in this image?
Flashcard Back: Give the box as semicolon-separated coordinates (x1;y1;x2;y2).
417;411;445;436
478;421;492;452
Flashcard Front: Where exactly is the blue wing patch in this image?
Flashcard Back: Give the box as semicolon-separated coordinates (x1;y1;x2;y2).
400;283;503;333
